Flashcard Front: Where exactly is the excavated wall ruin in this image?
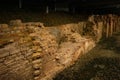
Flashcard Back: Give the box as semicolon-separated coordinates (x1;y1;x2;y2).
0;14;120;80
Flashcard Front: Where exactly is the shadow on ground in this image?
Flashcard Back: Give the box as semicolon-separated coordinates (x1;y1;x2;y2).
54;57;120;80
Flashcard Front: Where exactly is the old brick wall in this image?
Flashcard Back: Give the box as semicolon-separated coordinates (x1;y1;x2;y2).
0;24;34;80
0;14;120;80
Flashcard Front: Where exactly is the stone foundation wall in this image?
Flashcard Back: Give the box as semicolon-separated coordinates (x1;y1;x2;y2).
0;14;120;80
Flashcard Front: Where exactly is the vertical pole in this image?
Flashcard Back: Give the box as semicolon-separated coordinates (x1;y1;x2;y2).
118;17;120;32
116;16;119;32
113;15;115;32
106;23;109;38
55;4;57;12
106;19;109;38
110;15;113;37
54;0;56;12
113;19;115;32
19;0;22;9
102;16;106;37
46;6;49;14
114;15;117;33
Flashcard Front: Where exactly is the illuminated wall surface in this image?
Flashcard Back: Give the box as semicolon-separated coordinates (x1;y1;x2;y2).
0;14;120;80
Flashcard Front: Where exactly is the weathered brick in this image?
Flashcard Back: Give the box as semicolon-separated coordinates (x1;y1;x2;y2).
4;58;16;66
33;64;41;69
0;57;5;62
32;53;41;59
32;59;42;64
34;70;40;76
0;63;8;75
9;19;22;26
34;76;40;80
0;50;9;58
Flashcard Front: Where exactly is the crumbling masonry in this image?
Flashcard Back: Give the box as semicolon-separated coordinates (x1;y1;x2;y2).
0;14;120;80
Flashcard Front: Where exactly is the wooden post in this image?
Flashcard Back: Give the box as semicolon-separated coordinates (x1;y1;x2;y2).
114;16;117;32
106;18;109;38
110;15;113;37
97;22;103;42
116;16;119;32
106;23;109;38
113;15;116;32
102;15;106;37
113;20;114;32
118;17;120;32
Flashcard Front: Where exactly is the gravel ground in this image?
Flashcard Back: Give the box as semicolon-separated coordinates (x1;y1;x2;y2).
53;33;120;80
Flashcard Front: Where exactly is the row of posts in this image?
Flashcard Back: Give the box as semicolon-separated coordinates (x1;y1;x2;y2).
103;14;120;38
90;14;120;38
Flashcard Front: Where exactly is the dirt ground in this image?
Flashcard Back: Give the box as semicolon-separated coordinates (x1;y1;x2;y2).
0;10;88;26
53;33;120;80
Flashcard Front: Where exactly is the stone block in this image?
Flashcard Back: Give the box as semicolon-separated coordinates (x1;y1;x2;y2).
32;59;42;64
9;19;22;26
34;70;40;76
0;51;9;58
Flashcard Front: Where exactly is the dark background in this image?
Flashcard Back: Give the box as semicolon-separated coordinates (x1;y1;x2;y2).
0;0;120;7
0;0;120;14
